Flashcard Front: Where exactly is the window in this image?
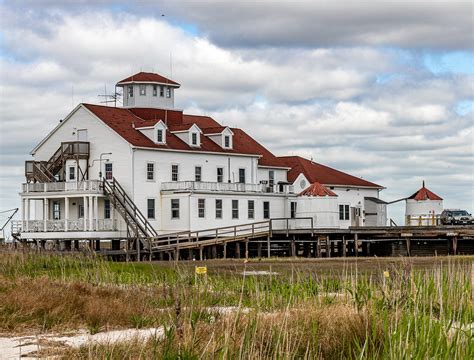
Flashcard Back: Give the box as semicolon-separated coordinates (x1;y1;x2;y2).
171;164;179;181
68;166;75;181
215;199;222;219
171;199;180;219
53;201;60;220
290;202;297;219
217;167;224;183
239;168;246;183
269;170;275;187
191;132;198;146
153;85;158;96
104;199;111;219
263;201;270;219
139;85;146;96
339;205;350;221
128;85;133;98
147;163;155;181
105;163;113;180
147;199;155;219
166;87;171;98
248;200;255;219
160;85;164;97
232;200;239;219
198;199;205;218
157;129;164;143
224;135;230;148
195;166;202;182
78;204;84;219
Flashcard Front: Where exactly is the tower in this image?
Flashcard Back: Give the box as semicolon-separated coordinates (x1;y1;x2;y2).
116;71;181;109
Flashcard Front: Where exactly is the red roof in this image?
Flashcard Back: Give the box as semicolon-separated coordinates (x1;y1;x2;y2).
299;182;338;197
279;156;383;189
116;72;180;86
408;185;443;201
82;104;285;167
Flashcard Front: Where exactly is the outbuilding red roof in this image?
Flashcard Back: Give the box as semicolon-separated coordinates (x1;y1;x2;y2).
299;182;338;197
82;103;286;167
279;156;383;189
408;184;443;201
116;72;180;86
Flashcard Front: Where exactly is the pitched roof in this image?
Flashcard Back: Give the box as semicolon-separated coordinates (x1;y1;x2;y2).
82;103;285;167
299;182;338;197
116;72;180;86
408;184;443;201
279;156;383;189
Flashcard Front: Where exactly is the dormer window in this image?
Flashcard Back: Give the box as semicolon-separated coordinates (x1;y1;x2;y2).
139;85;146;96
151;120;167;144
157;129;164;143
224;135;230;148
153;85;158;96
128;85;133;98
191;132;198;146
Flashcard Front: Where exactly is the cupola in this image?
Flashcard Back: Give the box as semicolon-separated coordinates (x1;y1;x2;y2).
116;72;180;110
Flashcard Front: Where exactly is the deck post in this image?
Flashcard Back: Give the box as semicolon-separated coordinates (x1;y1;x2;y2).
267;235;271;258
95;239;101;251
212;245;218;259
223;242;227;259
291;237;296;257
327;236;331;258
74;240;79;251
316;237;321;258
235;242;241;259
188;249;193;260
199;246;203;261
405;237;411;257
245;240;249;259
452;237;458;255
354;234;358;257
257;242;262;258
342;236;347;257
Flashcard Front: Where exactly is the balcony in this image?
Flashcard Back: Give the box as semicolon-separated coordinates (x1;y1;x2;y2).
12;219;118;233
22;180;102;194
161;181;294;194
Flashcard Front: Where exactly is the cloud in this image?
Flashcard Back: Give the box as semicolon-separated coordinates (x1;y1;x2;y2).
0;4;472;226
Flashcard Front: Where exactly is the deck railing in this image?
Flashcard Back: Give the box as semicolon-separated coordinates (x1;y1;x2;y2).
22;180;102;193
12;219;118;232
161;181;294;194
405;214;441;226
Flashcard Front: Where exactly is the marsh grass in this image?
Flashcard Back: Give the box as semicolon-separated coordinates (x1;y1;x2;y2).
0;251;472;358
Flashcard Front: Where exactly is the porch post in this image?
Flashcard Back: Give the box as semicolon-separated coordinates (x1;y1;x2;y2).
43;198;49;231
88;196;93;230
64;197;69;231
24;198;30;232
94;196;99;230
83;196;88;231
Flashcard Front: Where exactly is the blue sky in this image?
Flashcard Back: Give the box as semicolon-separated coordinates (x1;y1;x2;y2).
0;0;472;226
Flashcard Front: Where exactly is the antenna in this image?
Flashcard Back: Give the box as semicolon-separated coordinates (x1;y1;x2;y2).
98;83;123;106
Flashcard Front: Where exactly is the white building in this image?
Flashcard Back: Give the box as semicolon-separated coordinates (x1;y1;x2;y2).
16;71;386;243
405;182;443;226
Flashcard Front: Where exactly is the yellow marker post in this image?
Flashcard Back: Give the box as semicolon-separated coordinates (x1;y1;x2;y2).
195;266;207;275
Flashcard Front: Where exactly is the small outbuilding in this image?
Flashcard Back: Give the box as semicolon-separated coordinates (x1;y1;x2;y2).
364;197;387;227
405;181;443;226
295;182;339;228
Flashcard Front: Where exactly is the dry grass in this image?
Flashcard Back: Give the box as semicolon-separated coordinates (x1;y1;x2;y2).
0;275;170;334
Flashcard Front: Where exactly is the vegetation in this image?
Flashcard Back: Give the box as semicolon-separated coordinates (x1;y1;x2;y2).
0;251;472;359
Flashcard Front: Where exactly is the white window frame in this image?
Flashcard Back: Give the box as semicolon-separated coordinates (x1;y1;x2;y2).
191;132;199;146
215;199;223;219
339;204;350;221
104;162;113;180
195;166;202;182
171;199;180;219
104;199;111;219
146;162;155;181
232;200;239;219
224;135;230;148
238;168;246;184
263;201;270;219
160;85;164;97
153;85;158;96
198;198;205;218
68;166;75;181
128;85;133;98
217;167;224;183
248;200;255;219
171;164;179;182
147;198;156;219
165;87;171;98
139;84;146;96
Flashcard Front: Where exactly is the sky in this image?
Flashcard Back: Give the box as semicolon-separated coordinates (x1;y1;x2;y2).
0;0;473;226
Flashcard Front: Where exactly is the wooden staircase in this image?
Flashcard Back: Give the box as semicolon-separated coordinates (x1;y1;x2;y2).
103;178;157;248
25;141;90;183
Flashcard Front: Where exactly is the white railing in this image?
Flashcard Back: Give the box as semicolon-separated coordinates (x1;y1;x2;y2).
161;181;294;194
22;180;102;193
405;214;441;226
13;219;118;232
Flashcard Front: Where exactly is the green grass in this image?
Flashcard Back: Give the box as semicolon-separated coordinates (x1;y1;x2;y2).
0;252;473;358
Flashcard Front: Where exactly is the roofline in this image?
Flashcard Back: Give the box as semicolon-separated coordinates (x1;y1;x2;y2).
30;103;84;155
324;183;385;190
116;81;180;88
258;165;291;170
131;145;262;158
204;127;235;136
